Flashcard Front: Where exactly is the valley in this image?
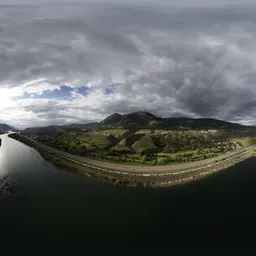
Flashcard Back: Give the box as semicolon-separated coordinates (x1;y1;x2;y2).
8;111;256;187
20;112;256;165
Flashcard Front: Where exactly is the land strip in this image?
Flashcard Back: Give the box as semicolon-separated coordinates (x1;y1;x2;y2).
24;135;256;173
9;134;256;187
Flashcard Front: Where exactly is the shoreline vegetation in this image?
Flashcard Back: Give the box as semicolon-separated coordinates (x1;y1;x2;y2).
6;111;256;188
8;133;256;188
20;112;256;168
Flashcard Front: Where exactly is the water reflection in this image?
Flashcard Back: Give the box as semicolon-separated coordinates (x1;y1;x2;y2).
0;134;256;254
0;135;9;177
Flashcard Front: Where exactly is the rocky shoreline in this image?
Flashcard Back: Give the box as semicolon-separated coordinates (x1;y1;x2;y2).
8;133;254;188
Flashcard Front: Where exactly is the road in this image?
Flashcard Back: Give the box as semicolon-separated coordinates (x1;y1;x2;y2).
22;135;256;174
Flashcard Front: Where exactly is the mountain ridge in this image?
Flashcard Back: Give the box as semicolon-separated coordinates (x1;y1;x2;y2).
100;111;247;130
21;111;254;135
0;123;17;132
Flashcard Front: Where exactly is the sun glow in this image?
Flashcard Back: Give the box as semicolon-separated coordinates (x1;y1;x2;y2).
0;89;15;109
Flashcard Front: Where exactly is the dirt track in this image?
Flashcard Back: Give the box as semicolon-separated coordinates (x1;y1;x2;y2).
25;136;256;174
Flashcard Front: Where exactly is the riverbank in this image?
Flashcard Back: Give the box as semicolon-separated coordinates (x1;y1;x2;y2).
8;133;256;188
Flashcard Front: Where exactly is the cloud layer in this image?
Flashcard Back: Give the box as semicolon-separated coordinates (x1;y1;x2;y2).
1;0;256;127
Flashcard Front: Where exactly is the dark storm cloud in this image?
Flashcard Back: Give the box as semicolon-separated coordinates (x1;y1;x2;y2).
1;0;256;126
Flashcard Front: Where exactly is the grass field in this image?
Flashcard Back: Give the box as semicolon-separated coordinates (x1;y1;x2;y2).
89;129;128;138
33;129;250;165
232;137;256;146
100;148;223;165
76;133;111;149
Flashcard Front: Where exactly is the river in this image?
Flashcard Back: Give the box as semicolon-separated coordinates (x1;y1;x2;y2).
0;134;256;255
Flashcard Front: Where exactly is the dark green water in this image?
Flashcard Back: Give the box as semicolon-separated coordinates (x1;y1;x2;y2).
0;134;256;255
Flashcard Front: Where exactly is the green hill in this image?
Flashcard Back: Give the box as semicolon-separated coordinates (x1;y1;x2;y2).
132;135;158;154
100;113;122;125
122;134;144;147
118;112;163;128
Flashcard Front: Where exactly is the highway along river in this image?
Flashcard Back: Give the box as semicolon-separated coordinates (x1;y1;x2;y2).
1;134;256;255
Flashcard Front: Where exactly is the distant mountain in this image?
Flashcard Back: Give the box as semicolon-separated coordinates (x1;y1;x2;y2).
101;111;166;129
63;122;99;130
100;112;247;130
22;122;98;135
21;111;254;135
163;117;244;130
0;123;17;132
100;113;122;125
119;112;162;128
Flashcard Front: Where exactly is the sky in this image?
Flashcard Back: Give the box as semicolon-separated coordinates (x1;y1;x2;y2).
1;0;256;128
